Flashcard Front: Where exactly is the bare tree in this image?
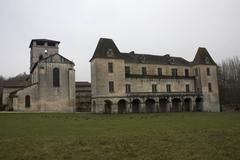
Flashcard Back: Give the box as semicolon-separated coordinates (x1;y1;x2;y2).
218;56;240;109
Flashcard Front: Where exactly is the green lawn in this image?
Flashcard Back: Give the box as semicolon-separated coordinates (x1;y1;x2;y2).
0;112;240;160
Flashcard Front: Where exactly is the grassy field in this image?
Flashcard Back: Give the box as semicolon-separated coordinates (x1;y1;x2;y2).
0;112;240;160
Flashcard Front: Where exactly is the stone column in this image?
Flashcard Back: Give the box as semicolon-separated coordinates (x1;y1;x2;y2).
127;102;132;113
12;97;18;111
155;102;160;113
179;101;183;112
140;102;145;113
190;98;195;112
167;97;172;112
112;103;118;114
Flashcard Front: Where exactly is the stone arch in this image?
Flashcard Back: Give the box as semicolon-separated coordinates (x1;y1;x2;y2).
159;98;168;112
132;99;141;113
146;99;155;113
118;99;127;114
183;98;191;112
25;95;31;108
195;97;203;112
172;98;181;112
104;100;112;114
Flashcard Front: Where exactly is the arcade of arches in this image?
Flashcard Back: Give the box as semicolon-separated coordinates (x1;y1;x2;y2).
95;97;203;113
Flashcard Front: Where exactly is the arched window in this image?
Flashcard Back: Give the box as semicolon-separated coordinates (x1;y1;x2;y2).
53;68;60;87
39;55;43;61
25;95;31;108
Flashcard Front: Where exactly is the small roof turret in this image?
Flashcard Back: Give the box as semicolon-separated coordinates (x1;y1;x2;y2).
193;47;216;65
90;38;121;61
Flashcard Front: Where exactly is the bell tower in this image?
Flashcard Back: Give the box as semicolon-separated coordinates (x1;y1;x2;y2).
29;39;60;69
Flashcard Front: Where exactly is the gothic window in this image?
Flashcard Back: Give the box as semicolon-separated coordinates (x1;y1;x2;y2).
109;81;114;93
53;68;60;87
25;95;31;108
126;84;131;93
108;63;113;73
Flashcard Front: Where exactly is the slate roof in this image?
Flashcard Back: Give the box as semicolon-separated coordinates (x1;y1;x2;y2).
91;38;217;66
119;52;191;65
29;39;60;48
91;38;192;65
1;80;31;88
193;47;216;65
90;38;121;61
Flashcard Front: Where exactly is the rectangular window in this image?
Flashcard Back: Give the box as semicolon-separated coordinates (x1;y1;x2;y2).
158;68;162;76
185;69;189;77
195;68;198;76
186;84;190;92
208;83;212;92
207;68;210;76
125;66;130;74
126;84;131;93
166;84;171;92
171;68;178;76
109;81;114;93
152;84;157;92
108;63;113;73
142;67;147;75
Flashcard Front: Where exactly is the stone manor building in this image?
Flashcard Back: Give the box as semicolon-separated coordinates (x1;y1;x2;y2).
90;38;220;113
2;39;76;112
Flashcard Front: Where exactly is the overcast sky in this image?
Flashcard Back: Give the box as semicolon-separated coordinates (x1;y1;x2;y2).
0;0;239;81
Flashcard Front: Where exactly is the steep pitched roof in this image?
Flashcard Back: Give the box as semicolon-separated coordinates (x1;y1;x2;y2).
90;38;121;61
90;38;191;65
29;39;60;48
193;47;216;65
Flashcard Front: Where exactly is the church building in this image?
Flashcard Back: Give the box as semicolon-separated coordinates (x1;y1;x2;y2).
5;39;76;112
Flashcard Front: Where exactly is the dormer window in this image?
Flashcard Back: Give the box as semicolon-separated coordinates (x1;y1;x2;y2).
205;57;210;64
169;58;175;64
137;55;145;63
106;49;114;57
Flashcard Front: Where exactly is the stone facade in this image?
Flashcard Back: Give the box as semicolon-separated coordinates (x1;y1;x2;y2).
90;38;220;113
5;39;76;112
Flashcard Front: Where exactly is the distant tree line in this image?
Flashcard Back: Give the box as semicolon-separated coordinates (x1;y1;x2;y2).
218;56;240;110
